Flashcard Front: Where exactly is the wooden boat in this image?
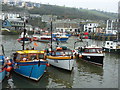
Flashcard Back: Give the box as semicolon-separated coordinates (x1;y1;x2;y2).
17;32;32;44
103;40;120;53
13;50;49;81
75;45;104;66
45;46;75;71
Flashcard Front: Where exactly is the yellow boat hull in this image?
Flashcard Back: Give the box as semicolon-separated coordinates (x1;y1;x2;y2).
46;56;75;60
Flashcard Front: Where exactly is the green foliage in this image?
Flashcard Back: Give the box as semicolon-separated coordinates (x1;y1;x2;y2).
2;4;117;20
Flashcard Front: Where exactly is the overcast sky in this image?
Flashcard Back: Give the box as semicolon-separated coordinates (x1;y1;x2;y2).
25;0;119;13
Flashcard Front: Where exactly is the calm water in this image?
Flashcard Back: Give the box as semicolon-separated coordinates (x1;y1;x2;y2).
1;35;119;88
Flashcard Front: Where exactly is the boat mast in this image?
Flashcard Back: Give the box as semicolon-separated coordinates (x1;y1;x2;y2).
50;19;53;51
22;18;27;50
1;44;5;56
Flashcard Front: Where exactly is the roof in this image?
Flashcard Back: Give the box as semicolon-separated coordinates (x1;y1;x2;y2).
16;50;44;54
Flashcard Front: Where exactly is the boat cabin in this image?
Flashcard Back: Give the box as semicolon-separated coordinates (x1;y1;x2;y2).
83;48;103;53
13;50;45;62
77;45;103;53
51;50;73;56
104;41;120;49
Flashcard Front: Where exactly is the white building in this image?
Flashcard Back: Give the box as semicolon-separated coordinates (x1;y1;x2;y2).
105;19;118;35
2;12;20;20
84;23;99;33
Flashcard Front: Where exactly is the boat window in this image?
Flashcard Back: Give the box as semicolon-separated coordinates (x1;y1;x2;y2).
96;49;102;52
51;52;55;56
85;49;89;52
21;54;28;58
89;49;96;53
16;54;20;60
65;51;72;55
20;54;28;60
107;42;109;45
56;51;64;55
30;54;37;60
38;54;44;59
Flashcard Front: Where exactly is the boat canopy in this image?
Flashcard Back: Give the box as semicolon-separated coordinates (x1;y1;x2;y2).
16;50;44;54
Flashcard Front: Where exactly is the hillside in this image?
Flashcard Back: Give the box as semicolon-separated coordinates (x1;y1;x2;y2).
2;4;117;20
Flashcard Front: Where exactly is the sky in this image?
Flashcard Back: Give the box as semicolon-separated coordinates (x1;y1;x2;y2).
25;0;119;13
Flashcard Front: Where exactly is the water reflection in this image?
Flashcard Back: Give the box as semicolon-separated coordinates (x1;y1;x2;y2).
72;59;104;88
46;66;74;88
3;72;49;88
76;59;103;75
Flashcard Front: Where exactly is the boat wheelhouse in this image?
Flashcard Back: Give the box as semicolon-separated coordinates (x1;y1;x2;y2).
75;45;104;66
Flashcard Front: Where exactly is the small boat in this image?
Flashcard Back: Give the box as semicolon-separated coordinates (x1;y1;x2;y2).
75;45;104;66
13;50;49;81
103;40;120;53
17;32;32;44
52;33;69;42
45;46;75;71
38;35;51;43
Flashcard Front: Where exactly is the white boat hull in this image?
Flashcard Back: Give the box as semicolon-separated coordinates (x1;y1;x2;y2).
47;58;75;71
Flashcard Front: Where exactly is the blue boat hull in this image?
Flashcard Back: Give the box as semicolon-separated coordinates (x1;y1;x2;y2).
0;55;6;82
14;61;47;81
55;38;69;42
0;70;6;82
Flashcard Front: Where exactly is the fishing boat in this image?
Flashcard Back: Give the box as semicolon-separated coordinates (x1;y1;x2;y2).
75;45;104;66
44;20;75;71
103;40;120;53
45;46;75;71
17;32;32;44
13;19;49;81
13;50;49;81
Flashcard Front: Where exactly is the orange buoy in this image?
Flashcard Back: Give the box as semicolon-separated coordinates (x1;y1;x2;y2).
6;62;12;66
46;63;50;67
5;66;12;72
56;47;62;50
79;55;82;58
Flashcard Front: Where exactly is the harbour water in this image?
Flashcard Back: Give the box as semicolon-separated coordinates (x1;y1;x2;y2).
1;35;119;88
